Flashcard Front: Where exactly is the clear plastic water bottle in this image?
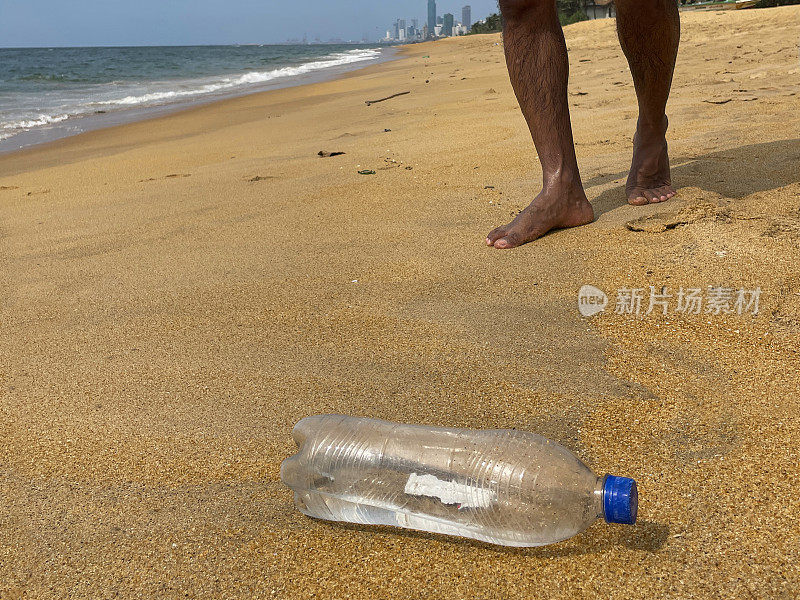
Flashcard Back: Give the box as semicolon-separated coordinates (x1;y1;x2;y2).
281;415;638;547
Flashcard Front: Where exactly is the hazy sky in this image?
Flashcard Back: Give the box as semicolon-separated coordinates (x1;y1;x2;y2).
0;1;500;47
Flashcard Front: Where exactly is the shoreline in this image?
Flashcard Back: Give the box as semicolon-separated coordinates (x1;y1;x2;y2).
0;41;418;178
0;45;401;156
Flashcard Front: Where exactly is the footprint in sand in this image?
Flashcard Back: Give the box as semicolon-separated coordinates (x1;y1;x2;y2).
626;201;731;233
761;217;800;240
248;175;276;182
771;276;800;331
664;410;741;465
0;185;19;191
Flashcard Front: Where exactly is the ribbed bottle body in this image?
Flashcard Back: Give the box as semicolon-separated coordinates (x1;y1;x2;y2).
281;415;605;547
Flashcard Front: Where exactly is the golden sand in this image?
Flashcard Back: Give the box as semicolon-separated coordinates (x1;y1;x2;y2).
1;7;799;598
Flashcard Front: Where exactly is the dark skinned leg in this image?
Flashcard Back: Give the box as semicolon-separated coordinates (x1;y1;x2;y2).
486;0;594;250
615;0;681;205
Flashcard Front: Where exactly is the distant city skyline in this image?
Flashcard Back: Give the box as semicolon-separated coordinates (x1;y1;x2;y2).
385;2;476;43
0;1;501;47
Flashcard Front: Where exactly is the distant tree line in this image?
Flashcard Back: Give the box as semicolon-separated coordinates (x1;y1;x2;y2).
470;13;503;34
681;0;800;5
557;0;592;25
469;0;799;34
469;1;594;33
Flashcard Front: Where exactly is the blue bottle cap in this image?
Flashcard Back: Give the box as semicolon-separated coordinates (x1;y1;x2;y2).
603;475;638;525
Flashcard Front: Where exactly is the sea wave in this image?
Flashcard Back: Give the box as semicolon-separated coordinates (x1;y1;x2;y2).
19;73;91;83
1;113;70;132
100;48;381;107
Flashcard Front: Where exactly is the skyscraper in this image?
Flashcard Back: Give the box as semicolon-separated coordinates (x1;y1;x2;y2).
462;5;472;31
443;13;454;37
427;0;437;39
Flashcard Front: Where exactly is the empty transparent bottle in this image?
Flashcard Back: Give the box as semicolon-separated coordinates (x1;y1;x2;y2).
281;415;638;547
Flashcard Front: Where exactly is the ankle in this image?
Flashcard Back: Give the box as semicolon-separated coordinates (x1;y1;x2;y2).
543;167;582;190
542;172;587;202
637;114;669;134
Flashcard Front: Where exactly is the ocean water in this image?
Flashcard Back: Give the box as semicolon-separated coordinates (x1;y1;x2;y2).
0;44;386;147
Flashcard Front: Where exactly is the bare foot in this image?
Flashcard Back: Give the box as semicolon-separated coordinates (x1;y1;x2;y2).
485;180;595;249
627;117;676;206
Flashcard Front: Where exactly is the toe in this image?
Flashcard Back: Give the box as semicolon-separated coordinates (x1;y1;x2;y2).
493;232;520;250
656;186;673;202
628;191;649;206
644;190;660;203
486;227;507;246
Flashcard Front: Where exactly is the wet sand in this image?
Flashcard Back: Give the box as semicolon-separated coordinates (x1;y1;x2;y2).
1;7;799;598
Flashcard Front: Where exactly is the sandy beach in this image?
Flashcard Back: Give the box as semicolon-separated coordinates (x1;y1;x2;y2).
2;6;799;598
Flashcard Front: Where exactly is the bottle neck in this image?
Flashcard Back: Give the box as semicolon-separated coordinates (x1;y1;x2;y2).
593;475;608;521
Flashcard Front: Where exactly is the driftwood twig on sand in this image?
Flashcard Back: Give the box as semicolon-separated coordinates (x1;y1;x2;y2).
365;91;410;106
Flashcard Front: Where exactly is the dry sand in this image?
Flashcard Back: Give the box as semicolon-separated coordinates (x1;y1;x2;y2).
1;7;799;599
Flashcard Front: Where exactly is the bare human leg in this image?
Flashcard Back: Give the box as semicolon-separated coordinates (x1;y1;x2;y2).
486;0;594;250
615;0;681;205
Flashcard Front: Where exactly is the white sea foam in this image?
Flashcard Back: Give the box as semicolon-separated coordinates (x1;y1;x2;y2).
0;113;72;142
1;113;70;131
102;48;381;107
